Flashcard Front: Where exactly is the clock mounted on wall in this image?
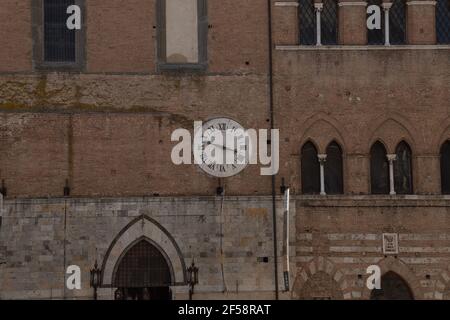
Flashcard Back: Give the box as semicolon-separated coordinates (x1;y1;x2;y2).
195;117;251;178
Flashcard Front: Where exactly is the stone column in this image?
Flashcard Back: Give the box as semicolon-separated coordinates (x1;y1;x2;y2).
382;2;392;46
315;3;324;46
407;1;437;45
387;154;397;195
318;154;327;195
338;1;368;45
273;1;300;45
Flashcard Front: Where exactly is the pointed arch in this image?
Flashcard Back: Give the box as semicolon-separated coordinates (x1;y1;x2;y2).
362;257;424;300
370;271;414;300
365;114;416;154
101;215;187;287
325;141;343;195
370;141;389;194
297;112;348;155
301;141;320;194
394;141;413;195
432;117;450;153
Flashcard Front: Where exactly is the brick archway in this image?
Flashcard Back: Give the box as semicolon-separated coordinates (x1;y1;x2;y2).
361;257;425;300
292;257;349;300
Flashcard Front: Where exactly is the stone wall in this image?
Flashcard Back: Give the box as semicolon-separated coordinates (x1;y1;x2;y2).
0;196;291;300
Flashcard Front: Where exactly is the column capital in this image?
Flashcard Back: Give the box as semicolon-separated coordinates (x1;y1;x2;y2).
318;154;327;162
314;3;324;11
382;3;393;10
387;154;397;162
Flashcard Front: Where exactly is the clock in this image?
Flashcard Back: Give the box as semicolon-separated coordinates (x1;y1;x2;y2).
194;117;251;178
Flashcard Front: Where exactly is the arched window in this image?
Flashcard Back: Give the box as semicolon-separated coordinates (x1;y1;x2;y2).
367;0;384;45
325;141;343;194
394;141;413;194
437;0;450;44
390;0;406;45
322;0;338;45
299;0;316;45
440;141;450;194
301;142;320;194
370;141;390;194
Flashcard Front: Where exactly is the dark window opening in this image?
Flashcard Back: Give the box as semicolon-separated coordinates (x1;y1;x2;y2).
389;0;406;45
299;0;316;45
301;142;320;194
44;0;76;62
370;272;414;300
322;0;338;45
113;240;172;288
370;142;390;194
367;0;385;45
437;0;450;44
394;141;413;195
325;141;344;194
440;141;450;194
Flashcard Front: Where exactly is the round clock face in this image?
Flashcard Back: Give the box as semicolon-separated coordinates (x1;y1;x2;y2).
195;118;251;178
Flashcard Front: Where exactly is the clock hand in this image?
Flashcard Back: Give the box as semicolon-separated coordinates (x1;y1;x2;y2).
210;143;238;153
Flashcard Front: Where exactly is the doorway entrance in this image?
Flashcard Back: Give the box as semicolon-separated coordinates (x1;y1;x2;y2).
370;271;414;300
112;239;173;300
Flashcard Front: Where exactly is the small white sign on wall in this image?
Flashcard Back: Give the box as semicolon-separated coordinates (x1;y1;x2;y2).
382;233;399;255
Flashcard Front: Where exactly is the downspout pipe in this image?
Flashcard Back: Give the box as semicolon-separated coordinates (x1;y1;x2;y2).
267;0;279;300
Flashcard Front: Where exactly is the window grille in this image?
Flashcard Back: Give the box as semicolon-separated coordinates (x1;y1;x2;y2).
44;0;76;62
301;142;321;194
321;0;338;45
389;0;406;45
437;0;450;44
367;0;385;45
299;0;316;45
113;240;172;288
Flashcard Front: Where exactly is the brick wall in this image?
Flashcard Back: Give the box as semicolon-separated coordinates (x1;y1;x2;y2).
1;1;450;300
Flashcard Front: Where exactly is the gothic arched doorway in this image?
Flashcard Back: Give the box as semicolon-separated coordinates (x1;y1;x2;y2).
112;239;173;300
370;271;414;300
